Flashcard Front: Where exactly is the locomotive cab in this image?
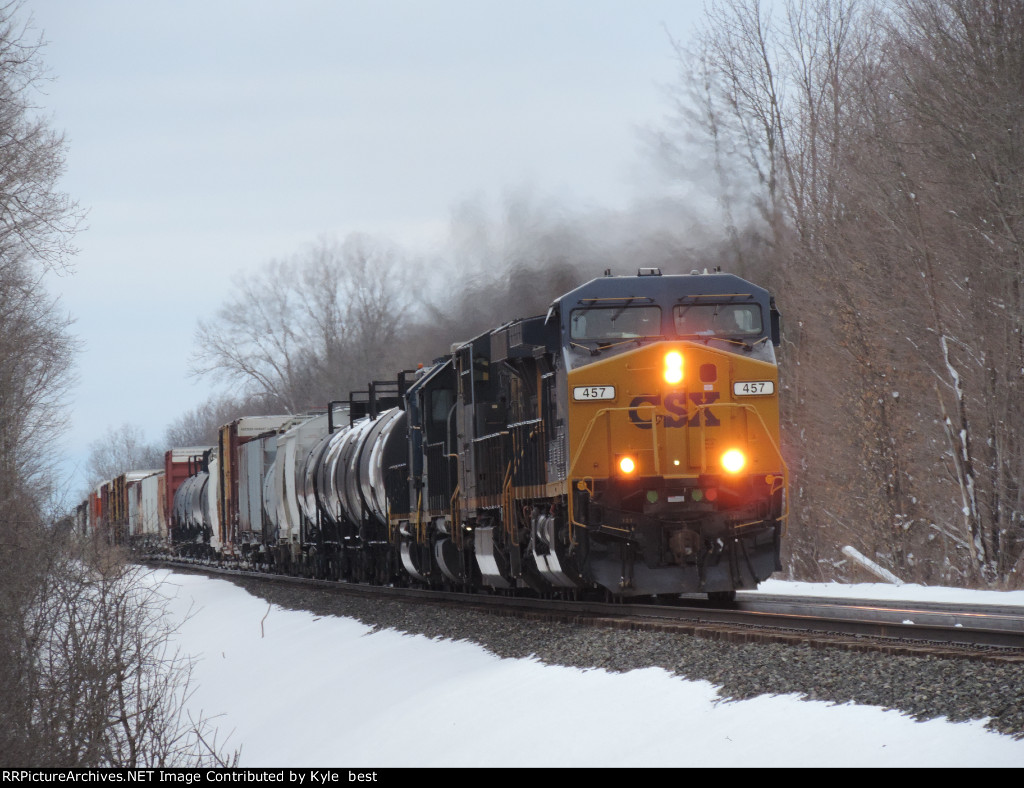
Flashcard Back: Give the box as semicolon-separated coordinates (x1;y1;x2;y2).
552;270;787;598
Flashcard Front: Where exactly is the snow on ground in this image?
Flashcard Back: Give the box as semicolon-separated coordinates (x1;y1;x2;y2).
151;570;1024;768
752;578;1024;607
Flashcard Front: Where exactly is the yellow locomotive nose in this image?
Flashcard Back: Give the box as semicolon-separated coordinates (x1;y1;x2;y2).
663;351;684;384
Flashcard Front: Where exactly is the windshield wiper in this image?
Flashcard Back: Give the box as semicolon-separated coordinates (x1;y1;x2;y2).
608;298;635;323
570;341;601;356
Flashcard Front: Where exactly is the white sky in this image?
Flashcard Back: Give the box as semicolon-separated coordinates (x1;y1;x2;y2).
22;1;703;496
155;570;1024;768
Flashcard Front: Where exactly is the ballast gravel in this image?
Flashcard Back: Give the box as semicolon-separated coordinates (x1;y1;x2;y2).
227;577;1024;740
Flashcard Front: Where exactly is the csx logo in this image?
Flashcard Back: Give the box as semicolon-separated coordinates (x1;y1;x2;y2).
628;393;721;429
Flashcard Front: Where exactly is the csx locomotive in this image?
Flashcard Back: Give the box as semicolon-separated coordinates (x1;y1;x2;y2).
80;269;786;601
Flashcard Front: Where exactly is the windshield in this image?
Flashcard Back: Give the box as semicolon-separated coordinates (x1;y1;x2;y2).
570;306;662;341
673;303;763;338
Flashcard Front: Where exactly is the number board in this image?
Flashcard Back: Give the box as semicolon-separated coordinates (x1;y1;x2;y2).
573;386;616;401
733;381;775;396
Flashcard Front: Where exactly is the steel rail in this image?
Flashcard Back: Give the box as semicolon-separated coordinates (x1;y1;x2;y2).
147;559;1024;662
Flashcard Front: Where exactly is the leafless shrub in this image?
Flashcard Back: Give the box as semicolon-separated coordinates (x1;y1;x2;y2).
1;533;238;767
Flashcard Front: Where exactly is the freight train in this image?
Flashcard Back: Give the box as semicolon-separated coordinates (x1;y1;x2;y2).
77;269;787;601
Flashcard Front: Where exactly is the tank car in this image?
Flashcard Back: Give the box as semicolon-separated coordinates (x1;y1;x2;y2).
305;385;408;583
165;445;213;548
170;464;211;553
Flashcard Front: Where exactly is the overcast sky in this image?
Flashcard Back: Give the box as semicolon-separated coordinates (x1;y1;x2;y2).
25;1;705;496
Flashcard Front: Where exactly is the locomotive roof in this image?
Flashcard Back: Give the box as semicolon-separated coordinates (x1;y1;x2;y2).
553;270;772;309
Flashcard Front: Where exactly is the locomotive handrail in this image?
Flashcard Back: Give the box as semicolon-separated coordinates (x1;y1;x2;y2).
568;475;632;539
501;467;515;543
496;421;544;545
388;476;427;545
566;404;660;540
450;484;462;548
567;404;661;483
691;402;781;472
410;490;424;543
692;401;789;532
566;401;789;536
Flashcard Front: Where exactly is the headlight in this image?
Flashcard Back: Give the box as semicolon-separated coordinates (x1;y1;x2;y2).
619;456;636;474
721;449;746;474
664;351;684;384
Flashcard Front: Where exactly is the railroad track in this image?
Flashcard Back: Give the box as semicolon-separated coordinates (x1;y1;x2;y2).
147;558;1024;664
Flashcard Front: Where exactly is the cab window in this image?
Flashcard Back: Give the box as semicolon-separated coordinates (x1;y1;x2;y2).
673;304;763;337
570;306;662;340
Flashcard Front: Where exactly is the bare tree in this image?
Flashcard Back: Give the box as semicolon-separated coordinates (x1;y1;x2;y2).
0;259;77;499
658;0;1024;587
190;234;410;412
0;0;80;503
0;2;239;767
0;0;78;765
85;423;165;490
877;0;1024;583
0;1;83;276
163;392;275;448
